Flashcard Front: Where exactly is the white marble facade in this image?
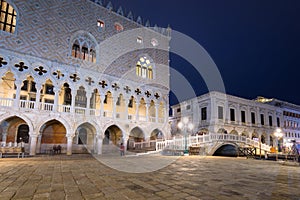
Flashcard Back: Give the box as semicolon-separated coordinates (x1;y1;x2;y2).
0;0;171;155
170;91;300;148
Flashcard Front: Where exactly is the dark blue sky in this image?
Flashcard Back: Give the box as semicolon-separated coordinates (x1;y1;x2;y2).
108;0;300;105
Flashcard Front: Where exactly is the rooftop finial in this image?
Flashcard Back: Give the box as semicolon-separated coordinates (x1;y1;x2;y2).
106;1;113;11
117;6;124;16
94;0;103;5
167;24;172;37
145;20;150;27
127;11;133;20
136;16;142;25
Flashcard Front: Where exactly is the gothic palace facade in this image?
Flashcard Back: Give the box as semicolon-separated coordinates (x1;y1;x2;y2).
170;91;300;149
0;0;171;155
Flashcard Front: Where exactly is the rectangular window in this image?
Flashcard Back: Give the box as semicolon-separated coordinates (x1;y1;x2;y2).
147;68;153;79
218;106;223;119
0;0;17;34
269;116;273;126
277;117;280;127
137;36;143;44
260;114;264;125
186;105;191;110
230;108;235;121
251;112;255;124
201;107;207;121
97;20;105;27
241;111;246;123
177;108;181;113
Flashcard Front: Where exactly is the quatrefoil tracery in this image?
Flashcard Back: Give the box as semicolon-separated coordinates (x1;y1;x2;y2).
14;62;28;72
34;66;47;76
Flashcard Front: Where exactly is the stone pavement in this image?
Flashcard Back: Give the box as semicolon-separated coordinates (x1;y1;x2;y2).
0;154;299;200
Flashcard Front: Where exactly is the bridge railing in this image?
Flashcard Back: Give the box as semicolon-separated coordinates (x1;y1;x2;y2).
155;133;271;152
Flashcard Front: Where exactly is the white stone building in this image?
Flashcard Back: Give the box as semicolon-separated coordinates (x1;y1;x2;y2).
0;0;171;155
170;91;300;149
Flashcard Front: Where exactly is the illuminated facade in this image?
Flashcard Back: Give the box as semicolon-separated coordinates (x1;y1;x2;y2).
0;0;171;155
170;91;300;150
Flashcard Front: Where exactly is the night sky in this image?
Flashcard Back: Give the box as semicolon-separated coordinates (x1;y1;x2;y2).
108;0;300;106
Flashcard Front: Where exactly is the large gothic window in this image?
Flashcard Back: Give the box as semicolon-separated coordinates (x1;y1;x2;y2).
71;36;96;63
0;0;17;34
136;56;154;79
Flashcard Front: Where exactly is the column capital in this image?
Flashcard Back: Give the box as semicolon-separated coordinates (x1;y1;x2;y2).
66;134;75;139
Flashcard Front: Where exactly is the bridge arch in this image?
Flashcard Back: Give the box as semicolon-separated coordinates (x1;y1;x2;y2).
210;142;239;157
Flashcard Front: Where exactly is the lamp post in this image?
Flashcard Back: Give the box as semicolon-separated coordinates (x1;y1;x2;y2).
274;128;283;161
178;117;194;155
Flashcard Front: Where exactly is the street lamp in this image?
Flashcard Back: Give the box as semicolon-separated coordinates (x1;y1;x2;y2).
274;128;283;161
178;117;194;155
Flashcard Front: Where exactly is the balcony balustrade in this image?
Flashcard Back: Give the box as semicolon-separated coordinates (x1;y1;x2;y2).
0;97;166;123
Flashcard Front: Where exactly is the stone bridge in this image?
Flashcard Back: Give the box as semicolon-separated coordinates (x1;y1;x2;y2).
152;133;271;156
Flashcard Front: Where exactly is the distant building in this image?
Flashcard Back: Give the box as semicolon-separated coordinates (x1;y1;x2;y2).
170;91;300;150
0;0;171;155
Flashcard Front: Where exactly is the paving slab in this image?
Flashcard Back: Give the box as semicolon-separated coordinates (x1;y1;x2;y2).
0;155;299;199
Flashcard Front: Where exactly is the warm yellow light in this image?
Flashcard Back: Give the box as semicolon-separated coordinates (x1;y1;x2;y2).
178;122;183;129
188;123;194;130
183;117;189;124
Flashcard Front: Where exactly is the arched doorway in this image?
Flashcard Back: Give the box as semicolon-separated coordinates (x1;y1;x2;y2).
150;129;164;140
102;125;123;154
0;116;29;146
103;125;122;145
17;124;29;143
40;120;67;153
129;127;144;142
128;127;145;150
74;123;96;153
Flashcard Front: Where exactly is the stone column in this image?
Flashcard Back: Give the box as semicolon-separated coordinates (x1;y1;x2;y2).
96;134;102;155
66;136;73;156
34;84;42;110
29;135;38;156
155;104;159;123
256;107;260;126
124;97;129;120
71;89;76;113
100;94;105;117
1;132;7;146
85;91;92;116
145;103;149;122
122;133;129;154
14;80;22;108
112;95;117;119
236;104;241;125
267;133;271;146
247;106;251;126
135;101;139;121
53;87;59;111
36;134;42;154
164;106;168;123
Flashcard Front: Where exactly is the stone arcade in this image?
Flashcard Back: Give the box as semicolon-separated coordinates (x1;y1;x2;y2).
0;0;171;155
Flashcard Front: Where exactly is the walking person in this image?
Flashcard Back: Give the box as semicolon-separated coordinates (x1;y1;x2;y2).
120;143;125;156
